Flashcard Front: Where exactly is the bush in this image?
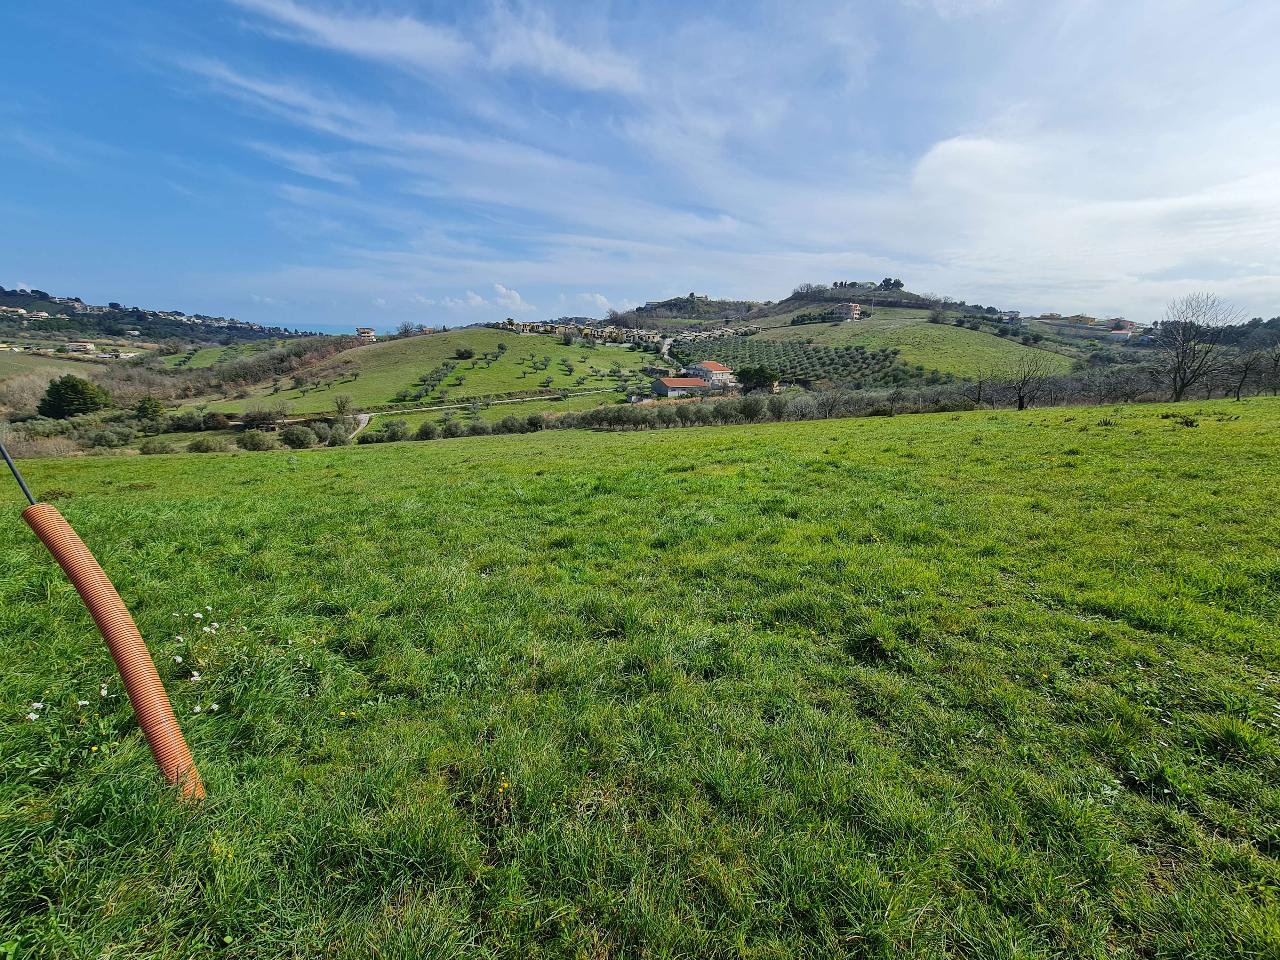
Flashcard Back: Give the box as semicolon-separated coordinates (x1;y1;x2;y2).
494;415;524;434
382;420;410;442
441;420;464;439
187;436;227;453
237;430;278;451
455;347;475;360
203;412;231;430
466;421;491;436
241;407;285;431
327;426;350;446
86;429;129;449
280;425;318;449
139;438;174;455
167;411;204;432
414;421;439;441
308;422;332;443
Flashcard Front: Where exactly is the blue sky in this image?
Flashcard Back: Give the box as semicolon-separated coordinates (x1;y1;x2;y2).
3;1;1279;332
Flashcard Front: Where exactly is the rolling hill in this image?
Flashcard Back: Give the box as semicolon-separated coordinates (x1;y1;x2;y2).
755;309;1074;379
199;329;656;416
2;398;1277;956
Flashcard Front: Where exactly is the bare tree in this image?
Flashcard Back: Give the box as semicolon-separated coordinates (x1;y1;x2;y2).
961;367;997;408
1228;350;1266;401
1001;353;1056;410
1154;293;1238;401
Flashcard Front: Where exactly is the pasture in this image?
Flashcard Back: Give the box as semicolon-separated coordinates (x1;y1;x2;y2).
1;398;1277;958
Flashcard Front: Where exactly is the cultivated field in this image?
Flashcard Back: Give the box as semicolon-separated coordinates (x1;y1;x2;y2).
2;399;1277;958
201;330;652;416
756;310;1074;378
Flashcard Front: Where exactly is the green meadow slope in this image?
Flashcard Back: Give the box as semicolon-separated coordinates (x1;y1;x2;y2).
2;399;1278;957
203;329;652;416
0;350;101;382
756;308;1074;378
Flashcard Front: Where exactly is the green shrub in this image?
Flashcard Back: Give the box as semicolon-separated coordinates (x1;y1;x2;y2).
187;436;227;453
139;438;174;455
237;430;278;451
203;412;232;430
414;421;439;441
280;426;318;449
381;420;410;442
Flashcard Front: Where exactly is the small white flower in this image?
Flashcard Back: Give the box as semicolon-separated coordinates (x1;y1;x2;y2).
99;686;109;697
27;712;39;721
210;703;219;712
173;655;183;663
211;623;219;630
30;702;44;710
192;705;202;713
190;672;201;681
201;627;211;634
77;700;89;707
192;612;203;619
205;605;212;611
175;636;184;642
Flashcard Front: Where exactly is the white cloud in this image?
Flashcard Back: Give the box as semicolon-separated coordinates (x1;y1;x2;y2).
485;5;642;94
441;290;488;309
248;142;356;186
229;0;472;73
493;283;535;311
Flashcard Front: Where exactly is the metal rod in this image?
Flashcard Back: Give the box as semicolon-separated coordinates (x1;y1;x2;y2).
0;438;37;506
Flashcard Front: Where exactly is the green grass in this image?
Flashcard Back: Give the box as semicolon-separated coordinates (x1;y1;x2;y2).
759;313;1074;378
2;399;1278;957
373;391;628;432
203;330;652;416
163;341;292;370
0;351;99;381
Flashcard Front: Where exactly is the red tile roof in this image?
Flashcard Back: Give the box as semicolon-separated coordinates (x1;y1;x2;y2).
657;377;710;388
691;360;731;371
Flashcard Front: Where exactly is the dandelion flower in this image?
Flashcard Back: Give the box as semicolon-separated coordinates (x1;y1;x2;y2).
91;746;99;752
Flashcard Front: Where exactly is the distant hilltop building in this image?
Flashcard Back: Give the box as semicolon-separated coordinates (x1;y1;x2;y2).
356;326;377;344
65;341;96;353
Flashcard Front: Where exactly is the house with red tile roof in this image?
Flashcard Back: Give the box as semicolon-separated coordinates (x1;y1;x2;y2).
685;360;735;386
652;377;711;398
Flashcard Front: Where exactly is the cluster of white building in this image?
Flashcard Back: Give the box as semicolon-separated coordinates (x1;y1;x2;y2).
490;318;664;346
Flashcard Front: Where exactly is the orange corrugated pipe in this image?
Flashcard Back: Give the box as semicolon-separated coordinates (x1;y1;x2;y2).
4;441;203;800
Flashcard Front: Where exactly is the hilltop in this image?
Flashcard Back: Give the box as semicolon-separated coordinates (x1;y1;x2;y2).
0;285;311;345
3;398;1277;956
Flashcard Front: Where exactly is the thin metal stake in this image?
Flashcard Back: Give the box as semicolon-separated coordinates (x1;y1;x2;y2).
0;438;37;506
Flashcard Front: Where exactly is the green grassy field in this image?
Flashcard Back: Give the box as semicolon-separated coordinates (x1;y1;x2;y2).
163;341;292;370
202;330;652;416
758;313;1073;379
2;399;1278;958
372;390;628;433
0;351;100;381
